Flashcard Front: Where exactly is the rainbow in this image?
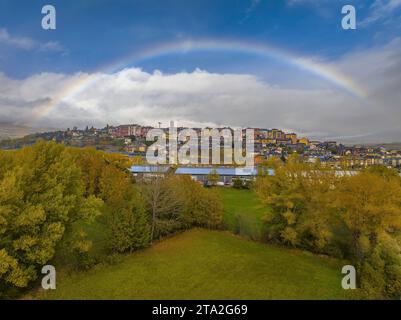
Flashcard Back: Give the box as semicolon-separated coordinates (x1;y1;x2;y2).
30;38;366;125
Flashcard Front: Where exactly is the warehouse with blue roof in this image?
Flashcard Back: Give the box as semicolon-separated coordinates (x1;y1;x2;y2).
130;165;274;184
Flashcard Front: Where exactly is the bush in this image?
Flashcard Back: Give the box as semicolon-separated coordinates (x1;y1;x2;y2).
233;178;244;189
243;179;253;189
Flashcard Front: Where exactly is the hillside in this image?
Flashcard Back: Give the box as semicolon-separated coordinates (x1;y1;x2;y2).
33;229;347;300
0;123;51;141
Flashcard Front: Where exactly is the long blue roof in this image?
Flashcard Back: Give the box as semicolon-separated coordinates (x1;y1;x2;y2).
130;165;274;176
175;167;274;176
130;166;400;178
130;165;170;173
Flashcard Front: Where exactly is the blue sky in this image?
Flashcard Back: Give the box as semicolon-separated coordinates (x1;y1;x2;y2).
0;0;399;77
1;0;401;142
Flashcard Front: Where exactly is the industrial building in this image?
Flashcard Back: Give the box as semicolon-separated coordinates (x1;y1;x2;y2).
130;165;274;184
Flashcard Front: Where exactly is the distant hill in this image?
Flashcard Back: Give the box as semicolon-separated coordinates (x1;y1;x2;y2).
0;123;54;141
355;142;401;151
375;142;401;151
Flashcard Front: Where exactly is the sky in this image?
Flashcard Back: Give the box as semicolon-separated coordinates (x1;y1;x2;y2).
0;0;401;142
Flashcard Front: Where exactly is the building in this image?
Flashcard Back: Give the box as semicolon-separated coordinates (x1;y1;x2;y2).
285;133;298;144
297;137;310;146
268;129;285;139
130;165;171;179
130;165;274;184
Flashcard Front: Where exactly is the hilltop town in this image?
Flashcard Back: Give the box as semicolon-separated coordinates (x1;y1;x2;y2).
1;123;401;170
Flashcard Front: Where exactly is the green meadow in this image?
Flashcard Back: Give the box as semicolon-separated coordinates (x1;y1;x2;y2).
34;229;346;300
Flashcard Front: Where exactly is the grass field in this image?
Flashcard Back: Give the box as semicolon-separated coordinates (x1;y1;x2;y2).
218;188;267;240
33;229;346;300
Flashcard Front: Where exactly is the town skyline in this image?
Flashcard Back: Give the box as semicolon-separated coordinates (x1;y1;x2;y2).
2;122;401;170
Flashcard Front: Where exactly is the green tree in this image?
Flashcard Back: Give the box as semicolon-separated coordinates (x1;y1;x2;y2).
0;141;102;293
179;175;223;228
99;165;150;253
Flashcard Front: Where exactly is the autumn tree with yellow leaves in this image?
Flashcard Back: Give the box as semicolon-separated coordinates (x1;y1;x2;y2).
0;141;103;296
256;157;401;299
336;169;401;298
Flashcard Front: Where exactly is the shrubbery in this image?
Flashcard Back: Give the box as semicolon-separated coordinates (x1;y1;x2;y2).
233;178;252;189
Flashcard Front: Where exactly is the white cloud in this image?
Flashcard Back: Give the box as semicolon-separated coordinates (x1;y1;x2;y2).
0;28;36;50
38;41;64;53
0;28;64;52
0;39;401;143
360;0;401;26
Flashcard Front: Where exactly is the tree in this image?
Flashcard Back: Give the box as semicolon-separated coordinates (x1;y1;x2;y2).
99;165;150;253
335;171;401;298
207;169;219;186
255;154;339;253
139;175;183;242
67;147;130;197
0;141;103;293
255;155;401;298
139;175;223;242
179;175;223;228
255;154;308;246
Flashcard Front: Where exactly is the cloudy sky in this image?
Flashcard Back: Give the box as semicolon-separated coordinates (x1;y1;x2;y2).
0;0;401;142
